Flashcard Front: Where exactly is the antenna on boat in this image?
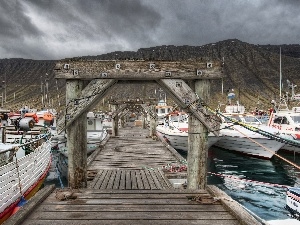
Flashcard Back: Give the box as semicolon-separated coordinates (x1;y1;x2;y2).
221;57;224;95
55;79;61;107
287;79;300;102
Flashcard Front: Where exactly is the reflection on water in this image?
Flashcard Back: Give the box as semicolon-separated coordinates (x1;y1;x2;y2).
181;147;300;221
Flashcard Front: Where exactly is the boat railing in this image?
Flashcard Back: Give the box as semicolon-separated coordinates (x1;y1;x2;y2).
0;133;51;154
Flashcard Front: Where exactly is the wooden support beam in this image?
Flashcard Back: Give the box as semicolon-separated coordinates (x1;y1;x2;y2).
111;104;128;119
149;105;157;137
55;60;223;80
157;79;221;136
140;104;157;121
56;79;117;134
66;80;88;189
141;112;146;129
187;80;210;190
118;108;130;119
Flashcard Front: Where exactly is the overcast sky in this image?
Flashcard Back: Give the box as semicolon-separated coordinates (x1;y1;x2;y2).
1;0;299;60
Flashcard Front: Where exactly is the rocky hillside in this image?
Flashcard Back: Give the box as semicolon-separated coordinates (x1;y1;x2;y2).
1;39;300;112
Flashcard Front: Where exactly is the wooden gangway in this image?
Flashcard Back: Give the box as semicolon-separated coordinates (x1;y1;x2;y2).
5;123;262;225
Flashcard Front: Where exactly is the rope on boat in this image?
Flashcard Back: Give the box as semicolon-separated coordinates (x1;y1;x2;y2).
229;124;300;170
206;106;300;148
14;151;23;196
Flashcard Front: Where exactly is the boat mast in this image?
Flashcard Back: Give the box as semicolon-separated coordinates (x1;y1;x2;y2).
279;47;282;99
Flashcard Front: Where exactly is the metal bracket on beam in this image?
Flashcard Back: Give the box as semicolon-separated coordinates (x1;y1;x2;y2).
101;72;108;78
165;71;172;77
63;64;70;70
65;114;71;121
73;70;79;76
149;63;155;69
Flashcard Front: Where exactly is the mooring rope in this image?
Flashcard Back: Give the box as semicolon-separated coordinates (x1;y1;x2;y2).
231;125;300;170
14;151;23;196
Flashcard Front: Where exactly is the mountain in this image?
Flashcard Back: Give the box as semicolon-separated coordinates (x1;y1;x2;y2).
1;39;300;113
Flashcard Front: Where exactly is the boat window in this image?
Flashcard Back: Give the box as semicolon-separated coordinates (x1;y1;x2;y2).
179;115;188;123
160;109;165;114
274;116;288;124
244;116;260;124
290;116;300;124
170;116;179;122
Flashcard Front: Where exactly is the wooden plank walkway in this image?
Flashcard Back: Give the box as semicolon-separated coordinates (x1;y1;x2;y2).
88;169;172;189
9;187;242;225
5;124;261;225
88;124;183;171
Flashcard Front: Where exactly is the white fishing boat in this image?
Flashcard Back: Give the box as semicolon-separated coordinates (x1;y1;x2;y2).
215;112;288;159
56;112;108;154
267;106;300;153
0;135;52;223
156;111;221;152
286;187;300;219
266;50;300;153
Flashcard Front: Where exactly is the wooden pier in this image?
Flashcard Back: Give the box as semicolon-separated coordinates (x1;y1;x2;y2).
5;124;262;225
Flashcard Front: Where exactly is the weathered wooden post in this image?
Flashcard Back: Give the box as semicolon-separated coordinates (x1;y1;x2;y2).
1;126;6;143
142;112;146;129
120;115;125;128
149;104;156;137
66;79;87;188
187;80;210;189
111;104;119;136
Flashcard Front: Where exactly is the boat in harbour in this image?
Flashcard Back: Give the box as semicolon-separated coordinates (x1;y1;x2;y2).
0;134;52;224
286;187;300;218
215;110;289;159
156;111;221;152
5;108;56;145
267;103;300;153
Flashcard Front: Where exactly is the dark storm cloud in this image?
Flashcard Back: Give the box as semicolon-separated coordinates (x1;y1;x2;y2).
0;0;299;60
0;1;41;37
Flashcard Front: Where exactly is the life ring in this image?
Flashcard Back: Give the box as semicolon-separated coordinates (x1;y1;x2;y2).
43;113;53;122
24;112;39;123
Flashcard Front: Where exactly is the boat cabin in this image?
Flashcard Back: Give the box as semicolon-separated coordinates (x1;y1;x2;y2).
267;107;300;139
156;100;173;125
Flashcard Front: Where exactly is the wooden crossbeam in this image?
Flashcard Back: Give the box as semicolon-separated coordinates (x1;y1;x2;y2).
140;104;157;120
111;104;128;119
56;79;117;133
55;60;222;80
157;79;221;136
118;108;130;118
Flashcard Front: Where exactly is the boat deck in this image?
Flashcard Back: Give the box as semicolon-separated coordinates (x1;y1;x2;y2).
5;123;261;225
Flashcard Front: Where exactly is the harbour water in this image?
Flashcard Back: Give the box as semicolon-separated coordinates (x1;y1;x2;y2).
180;147;300;224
